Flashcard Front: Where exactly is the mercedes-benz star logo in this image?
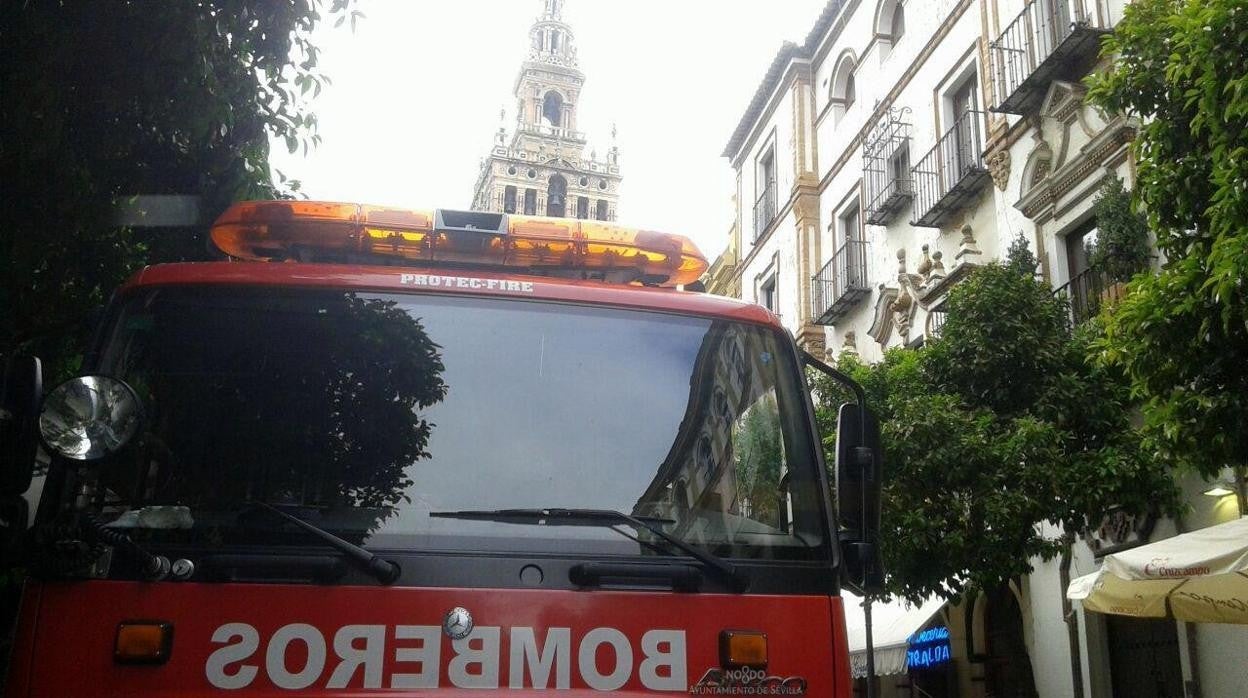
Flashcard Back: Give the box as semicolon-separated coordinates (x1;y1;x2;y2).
443;607;474;640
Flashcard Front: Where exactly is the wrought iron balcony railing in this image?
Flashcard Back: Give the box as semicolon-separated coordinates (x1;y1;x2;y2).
863;108;913;225
927;306;948;340
812;239;871;325
1053;255;1148;326
865;176;914;225
753;181;777;242
910;110;990;228
990;0;1113;114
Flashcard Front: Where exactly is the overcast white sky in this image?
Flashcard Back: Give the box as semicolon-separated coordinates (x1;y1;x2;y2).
270;0;827;259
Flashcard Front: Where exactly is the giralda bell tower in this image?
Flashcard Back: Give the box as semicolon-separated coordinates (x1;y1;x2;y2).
470;0;621;221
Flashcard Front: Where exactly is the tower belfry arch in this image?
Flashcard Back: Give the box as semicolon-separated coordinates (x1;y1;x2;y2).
470;0;621;221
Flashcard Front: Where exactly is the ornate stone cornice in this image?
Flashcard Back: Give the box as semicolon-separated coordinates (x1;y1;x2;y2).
1015;81;1137;222
1016;119;1135;221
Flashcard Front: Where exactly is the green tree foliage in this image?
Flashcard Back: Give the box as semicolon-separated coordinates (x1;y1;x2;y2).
1089;177;1151;282
813;253;1178;602
0;0;360;379
732;394;785;526
111;292;446;539
1086;0;1248;477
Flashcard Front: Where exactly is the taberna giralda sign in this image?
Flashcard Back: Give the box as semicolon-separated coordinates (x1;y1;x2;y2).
906;626;951;670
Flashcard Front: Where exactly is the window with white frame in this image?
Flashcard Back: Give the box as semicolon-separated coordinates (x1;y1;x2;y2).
760;273;778;314
757;258;779;315
753;144;778;241
838;196;866;288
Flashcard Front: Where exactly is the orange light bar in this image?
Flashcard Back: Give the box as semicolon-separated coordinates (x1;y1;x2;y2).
719;629;768;669
115;620;173;665
210;201;709;287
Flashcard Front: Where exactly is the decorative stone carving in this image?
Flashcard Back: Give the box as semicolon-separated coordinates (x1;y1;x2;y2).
916;245;933;278
889;292;913;342
868;285;901;346
872;240;962;347
841;331;858;358
928;250;946;284
796;324;827;358
1031;159;1050;186
955;225;982;265
1016;117;1135;222
987;149;1011;191
1017;128;1049;188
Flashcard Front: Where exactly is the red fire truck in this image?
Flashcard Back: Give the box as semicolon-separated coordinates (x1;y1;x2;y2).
0;201;882;696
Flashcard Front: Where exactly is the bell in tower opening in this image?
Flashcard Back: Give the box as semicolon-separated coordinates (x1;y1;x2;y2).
547;175;567;217
542;91;563;128
469;0;621;222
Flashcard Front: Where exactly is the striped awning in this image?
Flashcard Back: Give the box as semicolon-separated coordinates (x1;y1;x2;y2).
842;593;945;678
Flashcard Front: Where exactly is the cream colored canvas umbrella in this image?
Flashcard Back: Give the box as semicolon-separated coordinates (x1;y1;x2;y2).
1067;516;1248;624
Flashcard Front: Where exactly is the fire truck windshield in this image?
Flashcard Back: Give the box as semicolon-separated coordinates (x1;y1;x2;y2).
86;286;827;563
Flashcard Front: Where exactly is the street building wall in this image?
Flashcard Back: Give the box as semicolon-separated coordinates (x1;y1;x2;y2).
715;0;1245;695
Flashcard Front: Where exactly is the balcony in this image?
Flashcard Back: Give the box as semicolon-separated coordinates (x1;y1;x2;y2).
753;181;777;242
812;239;871;325
1053;256;1147;325
863;108;913;225
990;0;1113;114
518;123;586;141
866;177;913;225
910;110;991;228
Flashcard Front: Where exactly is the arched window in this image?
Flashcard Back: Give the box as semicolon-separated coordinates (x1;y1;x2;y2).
542;91;564;128
830;53;857;119
890;3;905;42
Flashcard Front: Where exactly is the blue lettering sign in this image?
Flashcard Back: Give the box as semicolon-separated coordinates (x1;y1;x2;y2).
906;626;952;670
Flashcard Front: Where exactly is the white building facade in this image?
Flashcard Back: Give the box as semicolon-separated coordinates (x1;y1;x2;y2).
714;1;1247;696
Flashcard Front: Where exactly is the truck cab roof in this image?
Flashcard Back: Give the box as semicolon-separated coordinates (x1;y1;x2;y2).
123;262;780;329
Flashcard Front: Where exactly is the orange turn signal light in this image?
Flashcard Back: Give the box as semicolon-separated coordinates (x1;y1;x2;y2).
115;620;173;665
719;629;768;669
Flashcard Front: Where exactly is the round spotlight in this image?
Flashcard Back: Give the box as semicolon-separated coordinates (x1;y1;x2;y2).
39;376;143;460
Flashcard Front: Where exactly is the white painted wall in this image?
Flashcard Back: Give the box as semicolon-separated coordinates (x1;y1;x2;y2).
808;0;991;361
734;63;803;332
725;2;1245;695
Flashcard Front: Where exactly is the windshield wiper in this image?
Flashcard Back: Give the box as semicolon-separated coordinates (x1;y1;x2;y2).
430;507;747;592
254;502;400;585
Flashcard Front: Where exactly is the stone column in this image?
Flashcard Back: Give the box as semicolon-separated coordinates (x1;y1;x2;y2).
789;67;823;354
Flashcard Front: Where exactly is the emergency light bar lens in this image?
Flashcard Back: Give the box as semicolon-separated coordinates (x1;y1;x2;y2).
210;201;708;287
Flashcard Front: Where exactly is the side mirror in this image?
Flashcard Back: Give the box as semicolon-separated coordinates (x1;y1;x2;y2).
800;349;886;595
835;402;884;594
0;355;43;497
